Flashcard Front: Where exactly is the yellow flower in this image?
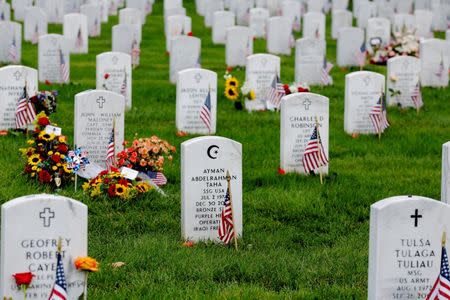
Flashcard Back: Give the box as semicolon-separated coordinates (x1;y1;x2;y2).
63;164;72;173
90;186;101;197
38;131;55;141
52;166;57;171
136;182;152;193
48;151;53;155
225;76;239;88
248;90;256;100
58;136;66;143
28;154;41;166
82;182;90;190
31;172;35;177
60;154;65;159
74;257;99;272
115;184;128;198
31;166;37;171
26;140;34;145
224;86;239;101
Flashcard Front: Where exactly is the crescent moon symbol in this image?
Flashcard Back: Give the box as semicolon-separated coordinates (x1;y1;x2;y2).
207;145;219;159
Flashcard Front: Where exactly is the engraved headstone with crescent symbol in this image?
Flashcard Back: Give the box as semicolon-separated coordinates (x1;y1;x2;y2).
96;52;132;109
0;65;38;130
280;92;329;174
74;90;125;167
176;68;217;135
38;34;70;84
181;136;242;242
368;195;450;299
0;194;87;300
344;71;385;134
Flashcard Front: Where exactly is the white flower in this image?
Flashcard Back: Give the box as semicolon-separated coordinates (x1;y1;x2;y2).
241;82;251;94
289;84;297;94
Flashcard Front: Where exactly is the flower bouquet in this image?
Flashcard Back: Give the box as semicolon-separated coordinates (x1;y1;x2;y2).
116;136;176;186
29;91;58;116
281;82;310;95
20;112;73;188
223;68;255;110
369;29;419;65
82;167;153;200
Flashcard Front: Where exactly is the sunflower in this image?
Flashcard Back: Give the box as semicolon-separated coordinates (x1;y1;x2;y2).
63;164;72;173
224;86;239;101
225;76;239;88
115;184;128;198
248;90;256;100
38;131;55;142
136;182;152;193
28;154;41;166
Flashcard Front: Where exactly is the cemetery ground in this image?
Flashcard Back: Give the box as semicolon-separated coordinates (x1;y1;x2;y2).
1;2;450;299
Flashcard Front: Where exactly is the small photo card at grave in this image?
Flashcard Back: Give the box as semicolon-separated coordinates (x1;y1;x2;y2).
181;136;242;242
280;92;329;175
121;167;139;180
368;195;450;300
38;34;70;84
74;90;125;167
344;71;385;135
176;68;217;135
96;51;132;109
0;65;38;130
0;194;87;300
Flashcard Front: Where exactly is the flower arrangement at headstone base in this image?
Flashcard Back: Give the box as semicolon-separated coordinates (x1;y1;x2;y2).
281;82;310;95
368;29;420;65
82;167;153;200
115;136;176;186
19;112;74;188
223;67;255;110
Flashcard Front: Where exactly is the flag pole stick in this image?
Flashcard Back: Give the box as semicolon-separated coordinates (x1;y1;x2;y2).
226;170;238;251
112;117;116;168
315;117;323;185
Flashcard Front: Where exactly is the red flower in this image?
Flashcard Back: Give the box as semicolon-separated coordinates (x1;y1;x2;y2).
226;66;233;73
187;32;193;36
99;170;109;176
0;130;8;136
45;80;52;85
104;73;110;80
283;84;291;95
37;117;50;126
110;167;120;173
51;154;61;163
13;272;34;287
104;178;110;184
24;165;32;174
298;87;309;93
118;178;129;186
108;184;116;197
278;167;286;175
38;170;52;183
57;143;68;153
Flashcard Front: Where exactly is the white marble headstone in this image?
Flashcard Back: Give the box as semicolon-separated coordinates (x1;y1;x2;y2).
386;56;421;107
420;38;449;87
366;17;391;52
344;71;386;134
38;34;70;84
0;194;87;300
74;90;125;167
266;16;293;55
37;0;64;23
303;12;325;40
331;9;352;39
0;66;38;130
96;52;132;109
245;53;280;106
212;10;235;44
24;6;48;44
414;10;433;39
181;136;242;242
112;23;142;58
127;0;147;23
337;27;365;67
169;36;201;84
80;3;102;37
166;15;191;52
368;195;450;299
357;1;377;29
226;26;253;67
249;7;269;39
307;0;325;12
392;13;415;34
280;92;329;174
295;37;327;85
0;2;11;21
332;0;348;11
0;21;21;64
119;7;142;26
204;0;224;28
63;13;88;54
281;0;301;32
11;0;32;21
176;68;217;135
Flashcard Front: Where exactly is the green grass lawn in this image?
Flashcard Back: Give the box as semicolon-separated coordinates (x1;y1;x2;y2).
1;1;450;299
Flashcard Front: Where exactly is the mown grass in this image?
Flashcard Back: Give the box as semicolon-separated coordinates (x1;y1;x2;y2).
1;1;450;299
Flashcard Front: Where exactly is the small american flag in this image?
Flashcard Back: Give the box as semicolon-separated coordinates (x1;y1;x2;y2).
246;36;251;57
436;56;445;79
195;54;201;68
426;244;450;299
91;18;99;36
75;27;83;49
8;37;18;62
120;69;127;98
266;74;285;110
147;171;167;186
200;89;212;133
315;27;320;39
369;91;389;135
218;184;234;244
0;11;4;20
302;125;328;174
355;42;367;68
321;56;333;85
15;85;36;129
31;24;39;44
131;39;140;68
59;49;69;83
105;126;116;170
411;81;424;109
48;252;68;300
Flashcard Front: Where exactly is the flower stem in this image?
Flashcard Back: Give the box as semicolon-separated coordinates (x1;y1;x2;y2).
21;285;27;300
84;272;88;300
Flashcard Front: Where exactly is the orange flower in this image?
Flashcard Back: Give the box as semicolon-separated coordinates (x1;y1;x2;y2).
74;256;99;272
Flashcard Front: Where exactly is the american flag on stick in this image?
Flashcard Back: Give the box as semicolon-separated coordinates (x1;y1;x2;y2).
266;74;285;110
355;42;367;70
146;171;167;186
369;90;389;136
218;171;237;249
8;36;18;63
120;68;127;99
131;38;140;68
436;55;445;79
426;232;450;300
15;84;36;129
321;56;333;85
91;18;99;36
200;87;212;133
31;24;39;44
105;121;116;170
48;240;68;300
411;80;424;111
75;27;83;49
302;123;328;176
59;49;69;83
